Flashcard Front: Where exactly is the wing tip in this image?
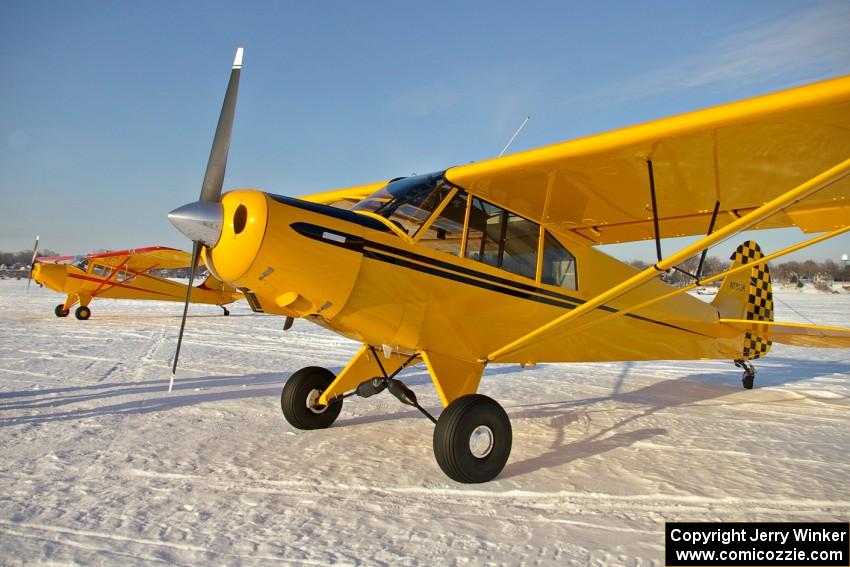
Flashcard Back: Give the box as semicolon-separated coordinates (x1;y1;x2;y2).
233;47;244;69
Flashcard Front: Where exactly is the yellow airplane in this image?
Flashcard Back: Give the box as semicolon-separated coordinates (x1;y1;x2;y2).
167;48;850;483
31;246;241;320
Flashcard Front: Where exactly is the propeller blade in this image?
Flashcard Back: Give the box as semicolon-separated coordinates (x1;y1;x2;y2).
26;235;39;293
170;241;201;391
168;48;243;391
199;47;243;204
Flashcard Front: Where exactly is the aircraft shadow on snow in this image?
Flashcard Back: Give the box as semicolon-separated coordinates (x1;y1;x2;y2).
1;357;847;479
499;357;850;478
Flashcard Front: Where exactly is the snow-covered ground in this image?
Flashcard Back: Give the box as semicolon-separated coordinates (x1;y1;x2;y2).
1;280;849;566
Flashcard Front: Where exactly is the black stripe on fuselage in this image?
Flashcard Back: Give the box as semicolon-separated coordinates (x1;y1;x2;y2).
269;194;391;233
291;222;366;252
362;249;575;310
288;221;710;337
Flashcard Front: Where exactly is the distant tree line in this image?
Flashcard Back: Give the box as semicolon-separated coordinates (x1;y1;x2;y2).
2;247;848;283
0;249;61;267
626;256;849;287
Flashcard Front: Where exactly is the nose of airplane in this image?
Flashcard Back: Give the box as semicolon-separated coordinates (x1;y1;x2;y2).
32;262;64;291
206;190;269;282
168;201;224;247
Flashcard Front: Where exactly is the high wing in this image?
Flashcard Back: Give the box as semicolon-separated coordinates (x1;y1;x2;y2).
299;181;388;210
35;255;77;264
445;75;850;245
86;246;192;272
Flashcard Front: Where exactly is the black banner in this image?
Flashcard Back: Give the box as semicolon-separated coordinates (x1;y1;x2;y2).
665;522;849;566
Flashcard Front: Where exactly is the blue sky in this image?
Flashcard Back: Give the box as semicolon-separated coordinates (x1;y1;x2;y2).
1;0;849;262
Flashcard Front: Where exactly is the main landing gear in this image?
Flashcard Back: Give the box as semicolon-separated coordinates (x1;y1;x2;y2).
734;359;756;389
433;394;512;483
54;296;91;320
280;362;512;483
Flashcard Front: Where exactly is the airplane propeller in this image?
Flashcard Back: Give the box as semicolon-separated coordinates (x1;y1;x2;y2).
167;47;243;391
26;235;39;293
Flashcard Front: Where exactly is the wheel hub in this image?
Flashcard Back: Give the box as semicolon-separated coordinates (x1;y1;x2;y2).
306;388;328;414
468;425;494;459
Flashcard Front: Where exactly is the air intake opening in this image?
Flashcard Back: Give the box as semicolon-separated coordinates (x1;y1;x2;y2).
233;204;248;234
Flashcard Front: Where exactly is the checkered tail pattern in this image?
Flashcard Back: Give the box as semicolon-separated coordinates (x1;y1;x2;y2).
730;241;773;360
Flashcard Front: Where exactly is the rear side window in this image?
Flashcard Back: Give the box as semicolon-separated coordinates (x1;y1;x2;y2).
92;265;112;277
465;197;538;280
541;231;577;289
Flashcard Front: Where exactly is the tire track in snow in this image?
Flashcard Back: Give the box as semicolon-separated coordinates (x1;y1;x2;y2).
0;521;329;566
123;469;850;517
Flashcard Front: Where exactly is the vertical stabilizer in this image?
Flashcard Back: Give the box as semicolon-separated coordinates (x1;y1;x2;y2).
712;241;774;359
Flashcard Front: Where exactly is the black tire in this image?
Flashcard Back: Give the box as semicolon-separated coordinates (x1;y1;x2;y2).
54;304;70;318
74;306;91;320
742;374;754;389
433;394;512;483
281;366;342;430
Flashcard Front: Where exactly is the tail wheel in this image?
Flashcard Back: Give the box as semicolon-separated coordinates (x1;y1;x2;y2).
281;366;342;430
74;306;91;320
433;394;512;483
54;304;70;318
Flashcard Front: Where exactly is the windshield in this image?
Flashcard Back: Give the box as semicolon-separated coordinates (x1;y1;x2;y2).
352;171;449;235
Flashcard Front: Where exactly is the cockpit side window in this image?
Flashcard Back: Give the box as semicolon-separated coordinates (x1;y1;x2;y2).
73;257;90;271
465;197;538;280
541;231;578;290
352;172;448;235
416;191;467;256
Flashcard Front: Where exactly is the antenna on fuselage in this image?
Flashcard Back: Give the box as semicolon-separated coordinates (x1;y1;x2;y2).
498;116;530;158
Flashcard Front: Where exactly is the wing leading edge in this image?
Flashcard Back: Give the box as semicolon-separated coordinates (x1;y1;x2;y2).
86;247;193;272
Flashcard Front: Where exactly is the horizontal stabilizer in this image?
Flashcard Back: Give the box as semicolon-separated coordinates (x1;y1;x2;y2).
719;319;850;348
197;274;239;294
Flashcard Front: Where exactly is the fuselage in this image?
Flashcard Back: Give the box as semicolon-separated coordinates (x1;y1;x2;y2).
205;176;743;365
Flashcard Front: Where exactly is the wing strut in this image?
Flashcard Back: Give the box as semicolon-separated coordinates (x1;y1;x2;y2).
647;159;663;263
671;199;721;282
484;156;850;363
543;223;850;343
695;200;721;280
648;159;721;282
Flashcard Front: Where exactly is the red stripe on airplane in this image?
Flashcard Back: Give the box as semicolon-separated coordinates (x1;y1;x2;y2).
66;273;182;298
